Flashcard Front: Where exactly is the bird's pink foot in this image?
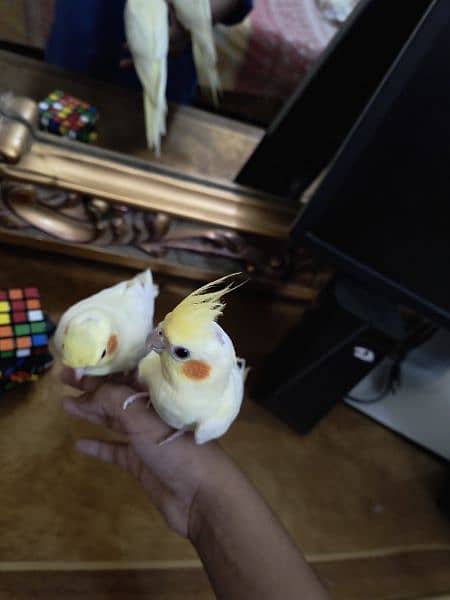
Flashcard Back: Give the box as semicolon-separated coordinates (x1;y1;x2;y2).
122;392;150;411
158;429;186;447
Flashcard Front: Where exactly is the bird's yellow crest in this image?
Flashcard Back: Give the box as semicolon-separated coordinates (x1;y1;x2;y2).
163;273;244;344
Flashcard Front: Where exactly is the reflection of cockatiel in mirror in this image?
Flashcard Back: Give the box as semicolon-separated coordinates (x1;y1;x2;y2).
124;0;220;153
124;0;169;154
55;270;158;380
130;274;246;445
171;0;221;105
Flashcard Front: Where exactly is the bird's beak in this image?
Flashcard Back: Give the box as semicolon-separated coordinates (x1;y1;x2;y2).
146;327;165;354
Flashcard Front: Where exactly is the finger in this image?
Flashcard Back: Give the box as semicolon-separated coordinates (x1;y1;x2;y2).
67;382;169;439
76;439;130;471
107;371;146;391
61;367;145;393
64;396;129;438
63;396;108;428
61;367;103;393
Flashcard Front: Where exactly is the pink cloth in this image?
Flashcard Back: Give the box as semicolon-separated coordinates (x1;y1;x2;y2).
237;0;335;98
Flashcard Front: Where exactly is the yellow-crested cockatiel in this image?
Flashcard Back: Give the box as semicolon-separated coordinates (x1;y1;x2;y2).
128;274;246;445
124;0;169;154
55;270;158;380
124;0;220;152
171;0;221;105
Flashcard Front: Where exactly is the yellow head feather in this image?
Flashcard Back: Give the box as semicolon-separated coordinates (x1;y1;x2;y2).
163;273;244;344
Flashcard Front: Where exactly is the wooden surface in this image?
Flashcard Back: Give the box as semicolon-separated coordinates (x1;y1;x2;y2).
0;3;28;47
0;50;263;182
1;246;450;599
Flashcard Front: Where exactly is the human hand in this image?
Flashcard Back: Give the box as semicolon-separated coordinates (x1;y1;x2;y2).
61;370;329;600
61;368;228;538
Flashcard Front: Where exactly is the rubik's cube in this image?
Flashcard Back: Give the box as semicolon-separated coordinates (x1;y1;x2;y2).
38;90;98;143
0;287;54;395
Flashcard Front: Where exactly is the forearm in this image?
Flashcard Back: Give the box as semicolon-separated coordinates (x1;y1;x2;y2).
189;456;329;600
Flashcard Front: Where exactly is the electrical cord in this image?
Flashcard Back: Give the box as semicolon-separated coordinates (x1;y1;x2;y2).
347;321;437;405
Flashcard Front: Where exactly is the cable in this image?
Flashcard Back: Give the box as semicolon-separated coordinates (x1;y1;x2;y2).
347;320;437;405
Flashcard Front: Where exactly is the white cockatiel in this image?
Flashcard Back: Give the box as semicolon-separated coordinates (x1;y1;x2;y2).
171;0;221;104
124;0;169;154
124;0;220;151
55;270;158;379
134;274;246;445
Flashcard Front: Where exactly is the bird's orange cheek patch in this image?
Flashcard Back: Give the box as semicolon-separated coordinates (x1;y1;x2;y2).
182;360;211;381
107;334;118;354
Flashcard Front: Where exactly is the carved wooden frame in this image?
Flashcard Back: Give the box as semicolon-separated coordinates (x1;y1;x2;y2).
0;95;328;299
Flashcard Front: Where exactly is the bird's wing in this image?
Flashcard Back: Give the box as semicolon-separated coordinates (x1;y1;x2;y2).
194;365;244;444
171;0;220;103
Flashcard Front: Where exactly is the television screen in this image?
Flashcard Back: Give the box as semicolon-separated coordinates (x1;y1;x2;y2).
293;0;450;328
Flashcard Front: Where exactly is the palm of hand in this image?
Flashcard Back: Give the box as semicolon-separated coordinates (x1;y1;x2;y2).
62;370;218;538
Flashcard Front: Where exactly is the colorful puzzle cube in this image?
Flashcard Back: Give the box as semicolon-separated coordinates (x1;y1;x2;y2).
38;90;99;143
0;287;54;394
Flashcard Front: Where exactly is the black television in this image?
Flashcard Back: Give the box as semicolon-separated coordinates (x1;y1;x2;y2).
252;0;450;459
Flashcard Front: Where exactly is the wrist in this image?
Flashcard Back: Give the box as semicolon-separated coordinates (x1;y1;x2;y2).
187;444;236;544
188;484;206;546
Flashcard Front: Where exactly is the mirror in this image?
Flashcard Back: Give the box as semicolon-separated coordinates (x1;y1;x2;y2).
0;0;385;300
0;0;433;295
0;0;357;188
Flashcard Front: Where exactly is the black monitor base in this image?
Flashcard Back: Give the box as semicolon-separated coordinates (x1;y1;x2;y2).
250;278;402;433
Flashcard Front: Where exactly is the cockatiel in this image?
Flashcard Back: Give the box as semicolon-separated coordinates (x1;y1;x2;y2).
171;0;221;105
55;270;158;379
124;0;169;154
131;274;246;445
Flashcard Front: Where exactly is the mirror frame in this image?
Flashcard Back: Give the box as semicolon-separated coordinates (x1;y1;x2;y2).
0;97;327;301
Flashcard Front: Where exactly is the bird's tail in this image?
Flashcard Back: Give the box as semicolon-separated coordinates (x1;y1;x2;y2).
143;60;167;155
135;269;159;299
237;357;250;382
192;35;221;106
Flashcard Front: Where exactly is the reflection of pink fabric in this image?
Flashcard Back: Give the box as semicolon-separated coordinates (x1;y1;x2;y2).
20;0;333;102
237;0;335;98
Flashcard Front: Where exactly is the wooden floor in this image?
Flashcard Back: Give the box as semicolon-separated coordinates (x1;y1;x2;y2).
0;247;450;599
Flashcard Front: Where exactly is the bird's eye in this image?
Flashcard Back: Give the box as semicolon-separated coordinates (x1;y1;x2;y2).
173;346;190;361
101;349;107;359
158;328;163;337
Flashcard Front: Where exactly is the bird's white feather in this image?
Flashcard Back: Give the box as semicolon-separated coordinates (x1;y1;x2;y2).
124;0;169;154
171;0;221;105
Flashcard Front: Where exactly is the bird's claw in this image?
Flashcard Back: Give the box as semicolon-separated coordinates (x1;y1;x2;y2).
122;392;150;411
158;429;186;447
